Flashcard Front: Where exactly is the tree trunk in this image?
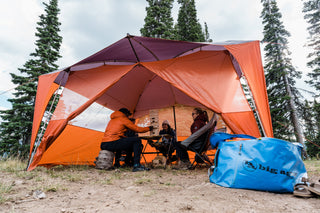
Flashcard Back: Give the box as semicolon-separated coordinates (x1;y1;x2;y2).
283;74;304;145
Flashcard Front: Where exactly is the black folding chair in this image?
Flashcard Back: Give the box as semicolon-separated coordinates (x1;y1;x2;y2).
181;113;218;169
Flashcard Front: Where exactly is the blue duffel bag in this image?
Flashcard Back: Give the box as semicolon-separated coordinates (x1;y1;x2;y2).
209;132;307;193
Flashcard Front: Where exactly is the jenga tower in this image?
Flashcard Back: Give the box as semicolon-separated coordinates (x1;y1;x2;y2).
149;109;159;136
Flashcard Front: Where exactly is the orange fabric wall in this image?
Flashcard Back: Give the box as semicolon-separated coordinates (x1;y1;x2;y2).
225;41;273;137
30;72;60;156
38;125;103;166
36;124;215;168
142;51;261;136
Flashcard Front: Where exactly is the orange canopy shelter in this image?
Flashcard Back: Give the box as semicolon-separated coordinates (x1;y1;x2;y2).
27;35;273;171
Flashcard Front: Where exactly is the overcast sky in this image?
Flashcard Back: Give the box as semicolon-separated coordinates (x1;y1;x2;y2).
0;0;312;110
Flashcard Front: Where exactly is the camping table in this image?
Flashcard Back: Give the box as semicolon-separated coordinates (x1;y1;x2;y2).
139;135;173;164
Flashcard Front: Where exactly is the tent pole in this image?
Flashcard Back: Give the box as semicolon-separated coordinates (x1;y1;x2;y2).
173;106;177;132
242;76;266;137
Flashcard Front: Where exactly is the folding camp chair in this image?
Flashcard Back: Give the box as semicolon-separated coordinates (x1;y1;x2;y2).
180;113;218;169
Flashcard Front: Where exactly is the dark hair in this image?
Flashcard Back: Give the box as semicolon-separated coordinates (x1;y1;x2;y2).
203;111;209;123
193;108;209;122
161;123;175;135
166;124;172;131
119;108;132;116
193;108;203;114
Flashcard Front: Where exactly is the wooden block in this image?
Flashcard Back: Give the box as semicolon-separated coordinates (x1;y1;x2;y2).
149;109;159;136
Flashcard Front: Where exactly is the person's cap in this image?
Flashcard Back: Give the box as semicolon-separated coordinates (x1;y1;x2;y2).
162;120;170;126
119;108;132;116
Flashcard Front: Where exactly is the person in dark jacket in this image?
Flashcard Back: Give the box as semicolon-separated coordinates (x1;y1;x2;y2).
158;120;177;162
100;108;153;172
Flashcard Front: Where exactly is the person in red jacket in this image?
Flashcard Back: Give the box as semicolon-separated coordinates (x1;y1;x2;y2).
100;108;153;172
174;108;208;169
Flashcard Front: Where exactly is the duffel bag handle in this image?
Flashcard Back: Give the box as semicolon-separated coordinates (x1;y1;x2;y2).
210;132;256;149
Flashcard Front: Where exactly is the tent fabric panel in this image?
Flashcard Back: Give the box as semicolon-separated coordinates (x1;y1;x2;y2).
94;65;156;111
130;36;204;61
133;75;206;113
73;35;205;65
30;72;60;156
36;125;203;167
224;41;273;137
50;88;89;121
64;64;135;101
29;78;127;170
37;125;103;167
141;51;258;136
74;38;140;65
93;65;207;116
142;51;252;114
53;70;70;86
28;119;67;171
221;111;261;137
131;74;175;110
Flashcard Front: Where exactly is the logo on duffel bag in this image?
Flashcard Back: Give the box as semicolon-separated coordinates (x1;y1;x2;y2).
243;159;258;172
243;160;296;177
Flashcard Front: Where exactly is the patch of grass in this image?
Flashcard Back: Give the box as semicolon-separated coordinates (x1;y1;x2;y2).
43;183;68;192
64;173;83;182
0;195;7;204
111;171;123;180
97;178;114;185
14;171;36;180
304;159;320;176
63;164;93;172
45;169;62;179
165;182;175;186
34;176;45;182
45;186;58;192
135;178;152;185
133;172;150;178
169;169;190;175
0;182;13;194
0;182;13;204
0;158;26;173
96;170;128;185
44;168;85;182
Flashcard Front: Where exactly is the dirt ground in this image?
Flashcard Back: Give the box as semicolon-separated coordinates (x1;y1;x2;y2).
1;161;320;213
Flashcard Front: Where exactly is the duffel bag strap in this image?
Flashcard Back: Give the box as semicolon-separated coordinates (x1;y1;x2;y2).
210;132;256;149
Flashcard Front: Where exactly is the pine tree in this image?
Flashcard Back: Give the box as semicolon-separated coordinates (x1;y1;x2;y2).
174;0;206;42
302;100;316;142
260;0;304;143
303;0;320;93
140;0;175;39
302;100;320;157
203;22;212;42
302;0;320;157
0;0;62;159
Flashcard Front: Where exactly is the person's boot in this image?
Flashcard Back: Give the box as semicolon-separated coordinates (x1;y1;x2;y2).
172;160;191;170
132;164;150;172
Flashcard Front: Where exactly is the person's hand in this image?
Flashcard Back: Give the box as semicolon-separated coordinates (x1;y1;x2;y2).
148;126;154;131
